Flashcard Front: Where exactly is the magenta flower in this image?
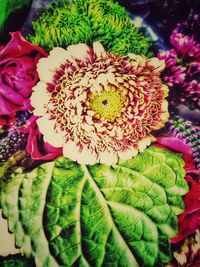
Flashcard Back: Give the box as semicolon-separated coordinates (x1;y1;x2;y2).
0;32;48;115
158;30;200;107
170;31;200;60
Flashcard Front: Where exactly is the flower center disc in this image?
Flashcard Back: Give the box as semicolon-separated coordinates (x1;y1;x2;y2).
90;85;125;122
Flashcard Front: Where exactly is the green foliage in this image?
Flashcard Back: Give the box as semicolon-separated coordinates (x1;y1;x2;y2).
0;254;35;267
28;0;151;56
0;0;31;35
0;146;188;267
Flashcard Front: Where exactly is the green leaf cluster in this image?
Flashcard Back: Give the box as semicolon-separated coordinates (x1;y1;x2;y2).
28;0;151;56
0;146;188;267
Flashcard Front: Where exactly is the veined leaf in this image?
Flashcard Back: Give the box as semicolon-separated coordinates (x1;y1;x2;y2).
0;146;188;267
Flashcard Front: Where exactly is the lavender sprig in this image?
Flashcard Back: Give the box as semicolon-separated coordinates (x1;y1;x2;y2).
167;116;200;169
0;111;31;164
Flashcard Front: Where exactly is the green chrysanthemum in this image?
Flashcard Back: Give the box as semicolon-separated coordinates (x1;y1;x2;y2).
28;0;151;56
28;1;92;50
87;0;130;42
109;27;152;57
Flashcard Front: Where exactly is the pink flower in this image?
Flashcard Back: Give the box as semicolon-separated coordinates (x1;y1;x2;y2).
158;30;200;107
170;31;200;61
20;116;62;161
0;32;48;115
31;42;169;165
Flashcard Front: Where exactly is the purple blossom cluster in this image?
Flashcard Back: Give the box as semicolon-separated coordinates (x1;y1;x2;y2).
0;111;31;163
158;12;200;109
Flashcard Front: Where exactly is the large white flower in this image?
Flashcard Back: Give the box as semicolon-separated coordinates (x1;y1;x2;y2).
31;42;169;165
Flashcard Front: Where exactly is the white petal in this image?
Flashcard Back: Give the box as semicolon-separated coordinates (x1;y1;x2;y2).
49;47;72;68
147;57;166;72
77;148;97;165
31;82;50;116
63;141;97;165
67;43;90;61
96;73;109;88
90;80;101;94
37;57;54;83
37;47;70;83
162;84;169;97
93;42;107;58
37;117;64;147
49;47;71;64
63;141;79;161
118;148;138;161
98;150;118;165
63;141;80;161
107;73;117;85
137;137;151;152
128;53;146;67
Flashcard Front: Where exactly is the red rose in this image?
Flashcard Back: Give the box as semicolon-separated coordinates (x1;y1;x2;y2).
0;32;48;115
20;116;62;161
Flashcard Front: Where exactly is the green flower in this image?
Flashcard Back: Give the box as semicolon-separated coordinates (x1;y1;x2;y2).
88;0;130;42
28;1;92;50
108;27;153;56
28;0;151;56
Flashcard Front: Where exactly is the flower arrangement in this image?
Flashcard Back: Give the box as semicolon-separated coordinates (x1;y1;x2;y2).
0;1;199;267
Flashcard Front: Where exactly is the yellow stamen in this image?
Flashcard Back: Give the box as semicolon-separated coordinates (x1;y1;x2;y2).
90;85;125;122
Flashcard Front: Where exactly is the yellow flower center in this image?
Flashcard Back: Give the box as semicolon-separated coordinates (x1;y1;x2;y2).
90;85;125;122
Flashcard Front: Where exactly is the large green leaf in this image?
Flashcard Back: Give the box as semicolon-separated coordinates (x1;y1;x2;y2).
0;146;188;267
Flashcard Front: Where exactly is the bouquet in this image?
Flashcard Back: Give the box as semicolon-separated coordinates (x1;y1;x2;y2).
0;1;199;266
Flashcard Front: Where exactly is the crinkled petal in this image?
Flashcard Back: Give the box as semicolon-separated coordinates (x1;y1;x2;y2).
37;47;70;83
67;43;91;61
118;148;138;161
93;42;107;58
98;150;118;165
147;57;166;72
31;82;50;116
63;141;97;165
37;116;64;147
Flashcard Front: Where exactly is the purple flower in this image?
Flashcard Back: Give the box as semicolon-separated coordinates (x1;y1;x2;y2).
158;30;200;108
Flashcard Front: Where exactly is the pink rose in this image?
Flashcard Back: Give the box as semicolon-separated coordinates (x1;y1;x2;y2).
20;116;62;161
0;32;48;115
